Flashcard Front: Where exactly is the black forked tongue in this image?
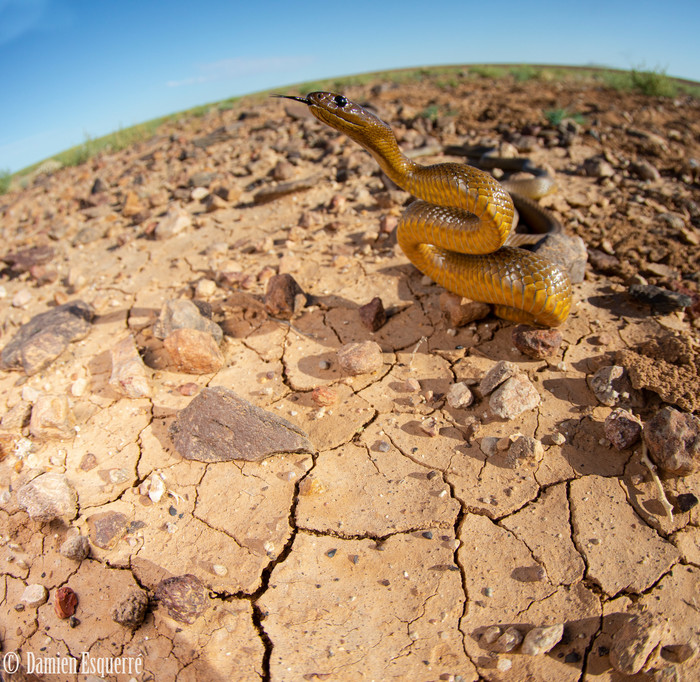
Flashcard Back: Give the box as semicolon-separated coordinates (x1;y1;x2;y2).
271;94;310;104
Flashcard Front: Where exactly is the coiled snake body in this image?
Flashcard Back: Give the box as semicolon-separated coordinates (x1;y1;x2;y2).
276;92;572;327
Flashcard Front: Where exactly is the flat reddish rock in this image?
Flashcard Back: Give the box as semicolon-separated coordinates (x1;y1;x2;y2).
169;386;313;462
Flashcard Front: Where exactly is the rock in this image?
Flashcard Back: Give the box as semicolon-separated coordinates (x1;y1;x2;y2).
191;186;208;201
644;406;700;475
419;417;439;437
492;626;523;653
507;435;544;467
446;382;474;409
153;299;223;343
21;584;49;607
311;386;338;407
204;193;227;212
490;374;541;419
587;365;634;406
2;245;55;274
194;278;217;298
12;288;32;307
675;493;698;512
583;156;615;177
154;205;191;240
163;328;224;374
253;173;324;203
439;292;490;327
17;472;77;521
189;171;216;187
479;360;520;396
337;341;384;376
1;400;32;429
359;297;386;331
521;623;564;655
111;588;149;629
60;533;90;561
272;160;296;181
629;284;692;314
610;611;670;675
121;190;143;217
660;642;697;664
264;274;307;319
605;408;642;450
630;159;661;181
480;625;503;646
90;177;107;194
169;386;313;462
29;394;76;439
54;586;78;619
512;325;563;358
86;511;129;549
588;248;621;274
109;335;151;398
530;232;587;284
0;300;93;375
155;574;209;624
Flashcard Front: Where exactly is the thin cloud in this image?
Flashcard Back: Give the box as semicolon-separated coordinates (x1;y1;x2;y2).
0;0;48;46
167;55;314;88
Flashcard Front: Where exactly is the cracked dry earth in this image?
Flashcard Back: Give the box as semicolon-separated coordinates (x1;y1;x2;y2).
1;73;700;681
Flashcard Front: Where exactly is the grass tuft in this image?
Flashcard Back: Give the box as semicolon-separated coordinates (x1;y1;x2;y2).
544;108;585;126
0;168;12;195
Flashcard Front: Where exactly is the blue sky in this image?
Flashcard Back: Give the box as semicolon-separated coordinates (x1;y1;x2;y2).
2;0;699;173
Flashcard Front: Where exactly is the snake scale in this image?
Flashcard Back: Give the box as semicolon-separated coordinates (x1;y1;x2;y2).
276;92;572;327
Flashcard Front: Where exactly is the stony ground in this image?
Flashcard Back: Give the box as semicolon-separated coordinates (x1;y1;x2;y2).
1;72;699;681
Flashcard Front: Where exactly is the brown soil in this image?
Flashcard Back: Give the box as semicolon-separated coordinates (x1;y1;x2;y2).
1;72;699;681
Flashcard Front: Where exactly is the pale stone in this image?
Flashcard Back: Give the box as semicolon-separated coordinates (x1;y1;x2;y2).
109;335;152;398
21;584;48;607
17;472;78;521
29;394;76;439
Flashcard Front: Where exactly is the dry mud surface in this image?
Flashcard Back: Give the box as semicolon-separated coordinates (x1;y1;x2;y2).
1;74;699;681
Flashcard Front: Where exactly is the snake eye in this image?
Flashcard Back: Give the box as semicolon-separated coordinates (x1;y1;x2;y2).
334;95;348;108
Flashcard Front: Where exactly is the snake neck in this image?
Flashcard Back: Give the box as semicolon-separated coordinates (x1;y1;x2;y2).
359;126;512;225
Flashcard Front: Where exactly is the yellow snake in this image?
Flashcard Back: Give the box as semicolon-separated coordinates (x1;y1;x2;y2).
276;92;572;327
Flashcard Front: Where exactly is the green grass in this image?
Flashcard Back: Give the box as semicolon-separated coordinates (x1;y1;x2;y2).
544;108;585;126
420;104;441;121
509;65;542;82
5;64;697;192
598;65;689;97
0;168;11;195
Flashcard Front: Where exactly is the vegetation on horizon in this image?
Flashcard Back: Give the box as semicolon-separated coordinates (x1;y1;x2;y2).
2;64;697;195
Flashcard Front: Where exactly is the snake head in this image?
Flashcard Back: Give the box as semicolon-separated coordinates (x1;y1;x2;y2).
274;91;392;146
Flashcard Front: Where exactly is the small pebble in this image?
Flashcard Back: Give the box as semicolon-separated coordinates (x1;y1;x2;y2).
358;297;386;331
551;432;566;445
419;417;439;437
675;493;698;512
512;325;563;359
644;406;700;475
311;386;338;406
337;341;383;376
521;623;564;655
446;382;474;409
490;374;540;420
178;382;199;396
21;584;49;607
604;408;642;450
60;533;90;561
111;589;149;629
54;586;79;619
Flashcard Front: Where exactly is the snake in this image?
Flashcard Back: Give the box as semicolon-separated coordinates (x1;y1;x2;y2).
275;92;572;327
